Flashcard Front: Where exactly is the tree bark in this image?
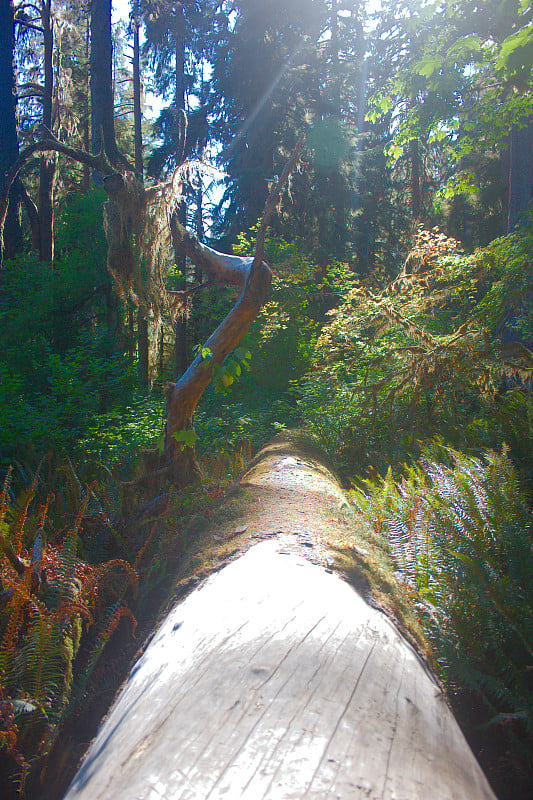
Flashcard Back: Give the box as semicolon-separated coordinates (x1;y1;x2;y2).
173;6;188;379
90;0;121;166
174;200;189;378
330;0;341;116
132;2;149;387
19;179;40;251
508;117;533;232
137;310;149;388
39;0;58;261
132;0;143;179
409;137;421;221
0;0;23;260
82;17;91;192
164;220;272;485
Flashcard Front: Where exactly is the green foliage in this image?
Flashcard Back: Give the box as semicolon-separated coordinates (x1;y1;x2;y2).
172;429;198;450
0;189;135;469
193;344;252;396
351;443;533;771
77;394;164;470
366;0;533;206
298;224;533;482
0;470;137;792
195;395;299;459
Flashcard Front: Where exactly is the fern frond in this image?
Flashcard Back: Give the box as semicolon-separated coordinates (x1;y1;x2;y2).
0;466;13;526
95;559;138;601
55;488;92;608
10;457;44;555
1;568;34;654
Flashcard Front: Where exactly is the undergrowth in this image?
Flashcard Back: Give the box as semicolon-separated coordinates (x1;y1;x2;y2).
0;463;137;796
351;441;533;784
0;441;251;799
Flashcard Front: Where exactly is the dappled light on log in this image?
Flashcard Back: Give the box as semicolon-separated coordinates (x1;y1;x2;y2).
64;546;496;799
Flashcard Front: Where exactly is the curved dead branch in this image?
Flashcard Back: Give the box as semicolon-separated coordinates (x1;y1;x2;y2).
162;135;306;485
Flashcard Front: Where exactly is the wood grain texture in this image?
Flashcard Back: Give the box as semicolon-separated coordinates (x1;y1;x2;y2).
64;540;496;800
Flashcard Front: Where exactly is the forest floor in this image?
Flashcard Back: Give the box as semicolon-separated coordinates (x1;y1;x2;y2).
42;433;507;800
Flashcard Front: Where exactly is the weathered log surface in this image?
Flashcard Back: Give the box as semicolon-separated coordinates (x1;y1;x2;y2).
64;535;496;799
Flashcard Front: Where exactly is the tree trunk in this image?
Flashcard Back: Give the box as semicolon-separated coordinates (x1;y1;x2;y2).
90;0;120;165
0;0;23;260
132;2;149;387
501;119;533;360
508;118;533;232
82;17;91;192
174;201;189;378
18;179;40;251
137;310;149;388
173;8;188;379
330;0;341;115
164;220;272;485
409;137;421;221
133;0;143;179
39;0;58;261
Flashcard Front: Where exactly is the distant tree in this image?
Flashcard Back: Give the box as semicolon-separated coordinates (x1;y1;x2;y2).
368;0;533;238
508;118;533;231
209;0;325;245
0;0;23;259
38;0;57;260
13;0;94;257
90;0;122;165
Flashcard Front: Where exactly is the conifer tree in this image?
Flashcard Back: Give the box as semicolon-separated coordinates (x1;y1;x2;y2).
0;0;23;259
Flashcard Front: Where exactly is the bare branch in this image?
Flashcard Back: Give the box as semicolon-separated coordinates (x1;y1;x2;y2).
167;279;211;305
253;133;306;268
170;216;251;287
17;81;45;98
0;129;117;265
168;137;304;292
15;19;43;32
15;3;43;15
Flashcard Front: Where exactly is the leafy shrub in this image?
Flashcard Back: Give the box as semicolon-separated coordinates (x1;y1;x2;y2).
0;333;135;470
76;393;164;471
298;223;533;484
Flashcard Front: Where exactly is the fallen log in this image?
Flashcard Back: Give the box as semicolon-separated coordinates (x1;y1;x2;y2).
63;437;496;800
